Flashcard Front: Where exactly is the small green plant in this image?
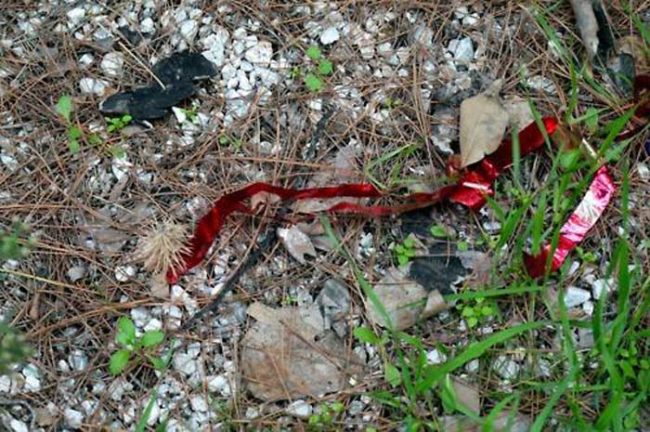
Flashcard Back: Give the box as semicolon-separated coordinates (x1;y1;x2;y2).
0;320;32;375
56;94;100;154
109;316;167;375
308;401;345;430
457;296;495;329
382;96;402;110
179;102;200;123
429;224;450;239
218;134;243;151
0;221;33;261
394;236;417;266
106;114;133;133
302;45;334;93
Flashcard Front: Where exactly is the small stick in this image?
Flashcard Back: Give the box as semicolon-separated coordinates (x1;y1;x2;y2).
178;224;278;332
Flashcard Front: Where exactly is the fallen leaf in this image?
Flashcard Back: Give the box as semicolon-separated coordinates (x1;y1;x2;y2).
451;376;480;414
294;144;361;214
241;302;364;401
503;95;534;132
367;266;429;330
277;225;317;264
570;0;600;59
459;80;509;167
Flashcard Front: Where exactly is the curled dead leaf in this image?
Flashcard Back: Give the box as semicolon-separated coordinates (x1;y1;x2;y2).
459;80;509;168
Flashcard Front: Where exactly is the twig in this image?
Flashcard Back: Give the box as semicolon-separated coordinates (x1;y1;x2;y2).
178;224;278;332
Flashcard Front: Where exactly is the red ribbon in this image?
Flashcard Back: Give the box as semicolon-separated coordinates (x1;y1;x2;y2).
523;165;616;278
166;117;559;283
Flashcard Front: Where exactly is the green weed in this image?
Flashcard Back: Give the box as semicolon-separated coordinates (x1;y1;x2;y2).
109;316;167;375
106;114;133;133
56;94;101;153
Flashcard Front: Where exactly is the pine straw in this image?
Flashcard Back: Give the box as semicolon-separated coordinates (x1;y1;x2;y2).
0;0;648;428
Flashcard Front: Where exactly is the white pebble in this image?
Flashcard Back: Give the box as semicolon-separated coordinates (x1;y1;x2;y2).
9;419;29;432
115;265;136;282
286;400;313;418
64;408;84;429
245;41;273;66
189;395;209;412
79;78;108;96
426;348;447;365
564;286;591;308
101;52;124;77
67;7;86;26
320;27;340;45
179;20;199;42
67;265;86;282
493;355;520;380
591;278;615;300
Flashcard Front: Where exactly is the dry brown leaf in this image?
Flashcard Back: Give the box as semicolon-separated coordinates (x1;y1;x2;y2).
241;302;364;401
277;225;317;264
294;144;361;213
570;0;600;59
367;266;428;330
459;80;509;168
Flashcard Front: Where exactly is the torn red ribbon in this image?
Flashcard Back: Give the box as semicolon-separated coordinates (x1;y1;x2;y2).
166;117;558;283
523;165;616;278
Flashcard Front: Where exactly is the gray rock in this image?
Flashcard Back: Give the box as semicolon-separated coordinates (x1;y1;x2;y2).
179;20;199;43
140;17;155;34
410;25;433;46
22;364;41;392
525;75;555;93
66;7;86;26
448;37;474;63
108;377;133;401
426;348;447;365
189;395;209;412
172;352;198;376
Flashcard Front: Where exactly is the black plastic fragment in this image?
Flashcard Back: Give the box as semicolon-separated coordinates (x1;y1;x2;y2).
408;242;466;295
99;52;216;120
152;52;216;85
